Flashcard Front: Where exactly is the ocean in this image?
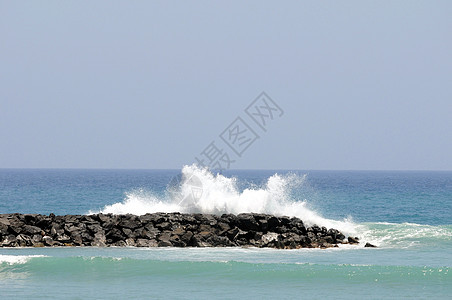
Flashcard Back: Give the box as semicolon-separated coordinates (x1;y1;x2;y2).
0;167;451;299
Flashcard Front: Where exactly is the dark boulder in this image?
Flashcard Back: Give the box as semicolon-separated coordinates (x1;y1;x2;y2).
119;216;141;229
106;228;125;243
237;214;259;231
364;242;377;248
348;236;360;244
267;216;280;231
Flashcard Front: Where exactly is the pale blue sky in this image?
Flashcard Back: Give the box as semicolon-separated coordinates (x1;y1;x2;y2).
1;1;451;170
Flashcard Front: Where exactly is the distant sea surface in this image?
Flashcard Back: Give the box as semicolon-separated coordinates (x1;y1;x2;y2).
1;168;451;299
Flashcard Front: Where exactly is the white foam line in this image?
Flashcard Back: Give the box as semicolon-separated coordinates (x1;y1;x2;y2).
0;255;47;265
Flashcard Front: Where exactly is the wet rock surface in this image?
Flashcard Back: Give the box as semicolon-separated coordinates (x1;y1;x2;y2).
0;213;371;248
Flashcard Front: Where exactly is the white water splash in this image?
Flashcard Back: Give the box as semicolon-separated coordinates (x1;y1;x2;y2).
92;165;357;235
356;222;452;248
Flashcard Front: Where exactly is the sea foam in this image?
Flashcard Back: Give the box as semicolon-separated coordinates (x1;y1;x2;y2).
0;255;46;265
93;165;358;235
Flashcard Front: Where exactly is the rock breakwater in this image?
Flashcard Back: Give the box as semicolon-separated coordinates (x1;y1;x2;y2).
0;213;367;248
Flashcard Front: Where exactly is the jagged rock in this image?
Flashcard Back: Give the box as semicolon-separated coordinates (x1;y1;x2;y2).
0;222;8;235
280;217;291;226
56;233;71;242
119;216;141;229
81;231;94;243
322;236;335;244
237;214;259;231
172;226;185;236
364;242;377;248
51;224;64;236
148;213;167;224
2;235;17;247
71;233;83;245
180;231;194;244
43;235;55;246
106;228;125;243
0;217;11;227
114;240;127;247
136;238;156;247
267;216;280;231
32;234;43;244
198;224;213;234
206;235;234;247
125;238;136;246
257;219;268;232
348;236;360;244
169;235;186;247
194;214;217;226
35;217;52;229
226;227;240;240
216;222;230;233
122;228;133;237
192;234;212;247
158;231;172;243
64;223;81;233
91;232;106;247
142;227;159;240
320;242;333;249
97;213;112;223
275;226;290;234
156;222;172;230
87;224;103;234
309;225;321;233
158;240;172;247
261;232;279;245
16;234;32;246
8;218;25;235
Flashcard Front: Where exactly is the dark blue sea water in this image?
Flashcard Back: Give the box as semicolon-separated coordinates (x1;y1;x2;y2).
1;168;451;299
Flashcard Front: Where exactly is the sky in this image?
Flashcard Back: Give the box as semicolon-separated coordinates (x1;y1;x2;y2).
1;1;451;170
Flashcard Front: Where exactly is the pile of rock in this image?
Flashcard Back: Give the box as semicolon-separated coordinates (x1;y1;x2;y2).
0;213;367;248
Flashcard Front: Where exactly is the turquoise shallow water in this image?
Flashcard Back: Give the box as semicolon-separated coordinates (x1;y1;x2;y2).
0;169;451;299
1;247;451;299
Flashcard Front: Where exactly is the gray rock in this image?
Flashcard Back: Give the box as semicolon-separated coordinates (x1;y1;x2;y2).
136;238;157;247
91;232;106;247
125;238;136;246
106;228;125;242
261;232;279;245
87;224;103;234
56;233;71;242
158;240;172;247
32;234;43;244
158;231;171;242
16;234;32;247
2;235;17;247
180;231;194;244
23;225;42;235
156;222;172;230
122;228;133;237
119;216;141;229
43;235;55;246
